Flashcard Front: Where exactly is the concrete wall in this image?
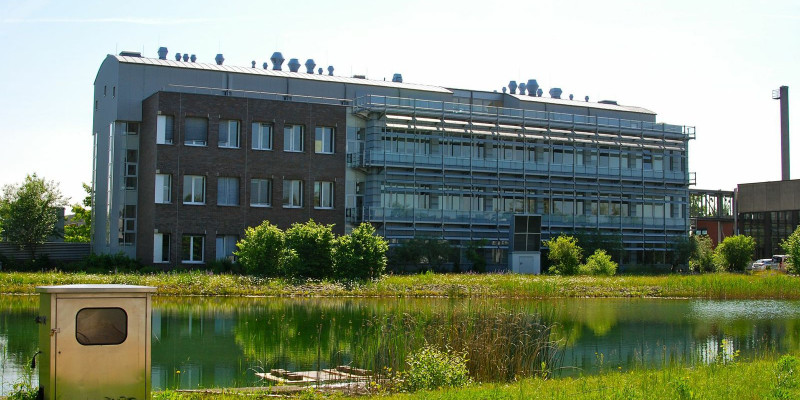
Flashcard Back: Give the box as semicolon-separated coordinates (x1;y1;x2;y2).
737;179;800;213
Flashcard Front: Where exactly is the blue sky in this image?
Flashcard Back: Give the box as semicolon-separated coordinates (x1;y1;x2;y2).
0;0;798;202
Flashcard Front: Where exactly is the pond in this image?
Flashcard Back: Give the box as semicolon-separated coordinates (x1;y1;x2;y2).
2;295;800;394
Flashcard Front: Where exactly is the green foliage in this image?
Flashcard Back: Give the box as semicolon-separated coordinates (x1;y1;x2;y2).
389;237;456;272
465;239;488;273
64;183;92;243
670;235;696;269
332;223;388;281
580;249;618;276
399;345;471;392
781;226;800;275
284;219;335;279
573;229;624;263
772;355;800;399
714;235;756;272
67;252;141;273
0;173;67;258
544;235;583;275
690;235;716;273
235;221;290;276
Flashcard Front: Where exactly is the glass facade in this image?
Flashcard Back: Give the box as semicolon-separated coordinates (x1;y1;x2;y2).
739;210;800;258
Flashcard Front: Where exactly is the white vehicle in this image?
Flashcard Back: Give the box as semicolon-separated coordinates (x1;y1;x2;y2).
750;259;772;271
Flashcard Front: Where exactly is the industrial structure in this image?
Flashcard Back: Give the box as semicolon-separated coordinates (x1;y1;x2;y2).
92;48;695;269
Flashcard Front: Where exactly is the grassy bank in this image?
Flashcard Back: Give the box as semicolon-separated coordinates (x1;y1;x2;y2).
150;355;800;399
1;270;799;299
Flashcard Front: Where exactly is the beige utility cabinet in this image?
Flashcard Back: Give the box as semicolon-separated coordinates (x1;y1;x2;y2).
36;284;156;400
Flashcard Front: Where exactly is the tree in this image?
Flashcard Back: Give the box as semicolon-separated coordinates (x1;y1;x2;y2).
465;239;489;273
0;174;67;259
544;235;583;275
690;235;716;273
781;226;800;275
714;235;756;272
235;220;293;276
389;237;455;272
332;223;389;281
284;220;336;279
573;229;624;263
64;183;92;243
580;249;618;276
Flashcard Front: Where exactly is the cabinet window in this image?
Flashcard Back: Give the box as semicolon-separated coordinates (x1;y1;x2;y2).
217;177;239;206
283;179;303;208
155;174;171;203
153;233;170;263
218;120;240;148
157;115;174;144
185;117;208;146
76;308;127;346
315;127;334;154
216;235;238;260
284;125;304;152
182;235;204;263
314;181;334;209
250;179;272;207
252;122;273;150
183;175;205;204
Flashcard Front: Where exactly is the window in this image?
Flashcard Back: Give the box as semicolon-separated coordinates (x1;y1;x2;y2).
183;175;205;204
252;122;273;150
218;119;240;148
153;233;170;263
283;179;303;207
76;308;127;345
155;174;171;203
314;181;334;209
315;127;334;154
182;235;204;263
250;179;272;207
119;205;136;246
216;235;238;260
185;117;208;146
124;149;137;190
157;115;174;144
217;177;239;206
284;125;304;152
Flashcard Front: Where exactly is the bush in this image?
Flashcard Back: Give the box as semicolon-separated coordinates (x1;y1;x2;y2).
63;252;141;273
580;249;618;276
284;220;335;279
332;223;388;281
388;237;455;273
544;235;583;275
690;235;716;273
781;226;800;275
714;235;756;272
399;345;471;392
235;221;290;276
465;239;488;273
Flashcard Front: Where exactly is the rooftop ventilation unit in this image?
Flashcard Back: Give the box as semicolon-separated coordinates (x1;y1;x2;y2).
327;66;334;76
214;54;224;65
569;94;573;100
392;73;403;83
288;58;301;72
119;51;142;57
318;67;323;75
263;62;268;69
157;47;168;60
526;79;538;96
508;81;518;94
182;54;189;62
519;82;527;95
252;61;256;68
536;88;543;97
271;52;284;70
599;100;618;105
190;54;196;62
549;88;563;99
305;59;316;73
585;96;589;102
353;74;366;79
175;53;182;61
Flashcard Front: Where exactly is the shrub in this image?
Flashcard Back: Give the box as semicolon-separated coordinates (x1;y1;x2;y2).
333;223;388;281
235;221;289;276
400;345;471;392
690;235;716;273
284;220;335;279
62;252;141;273
714;235;756;272
781;226;800;275
465;239;488;273
388;237;455;273
580;249;618;276
544;235;583;275
772;355;800;399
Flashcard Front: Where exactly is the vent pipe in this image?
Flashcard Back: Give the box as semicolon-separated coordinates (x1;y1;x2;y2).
175;53;182;61
569;94;574;100
526;79;538;96
157;47;168;60
318;67;323;75
287;58;301;72
774;86;791;180
252;61;256;68
190;54;196;62
508;81;517;94
536;88;543;97
214;54;224;65
392;73;403;83
182;54;189;62
305;59;316;73
270;52;284;70
263;62;268;69
585;96;589;102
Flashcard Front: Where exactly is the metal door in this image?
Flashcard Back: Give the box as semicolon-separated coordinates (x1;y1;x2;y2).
55;297;147;400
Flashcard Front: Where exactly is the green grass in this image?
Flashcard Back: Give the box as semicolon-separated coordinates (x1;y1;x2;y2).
1;270;799;299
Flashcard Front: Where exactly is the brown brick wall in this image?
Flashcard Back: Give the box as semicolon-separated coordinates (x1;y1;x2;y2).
138;92;347;266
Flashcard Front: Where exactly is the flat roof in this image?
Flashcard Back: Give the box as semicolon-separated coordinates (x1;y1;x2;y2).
113;55;453;94
508;93;656;115
36;284;157;293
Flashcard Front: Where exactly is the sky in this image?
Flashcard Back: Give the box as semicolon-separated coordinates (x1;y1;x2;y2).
0;0;798;203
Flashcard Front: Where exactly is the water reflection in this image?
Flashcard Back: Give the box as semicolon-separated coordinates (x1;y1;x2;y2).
2;296;800;394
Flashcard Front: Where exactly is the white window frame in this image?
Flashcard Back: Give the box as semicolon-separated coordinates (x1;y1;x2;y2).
182;235;204;263
250;178;272;207
157;115;174;144
315;127;334;154
218;119;240;148
283;179;303;208
183;175;205;205
216;235;238;261
153;233;170;263
252;122;273;150
155;174;171;204
284;125;304;152
314;181;334;209
217;177;239;206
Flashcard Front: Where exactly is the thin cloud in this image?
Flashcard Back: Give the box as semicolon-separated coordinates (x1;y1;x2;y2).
0;16;249;25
